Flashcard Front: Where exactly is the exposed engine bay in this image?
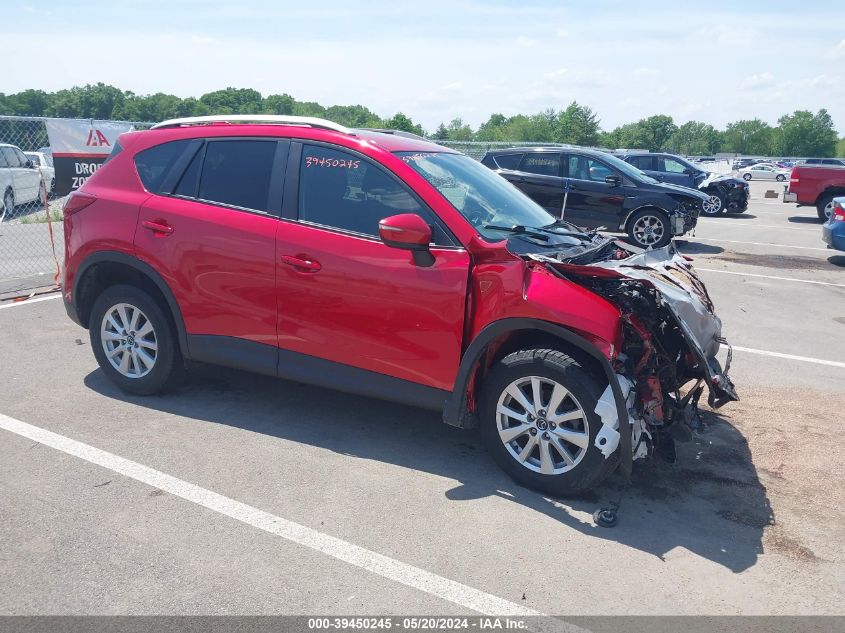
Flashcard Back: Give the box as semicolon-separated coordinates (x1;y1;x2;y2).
529;240;739;463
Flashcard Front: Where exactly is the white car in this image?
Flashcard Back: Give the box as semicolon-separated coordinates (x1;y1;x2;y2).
738;163;791;182
1;143;42;222
24;151;56;194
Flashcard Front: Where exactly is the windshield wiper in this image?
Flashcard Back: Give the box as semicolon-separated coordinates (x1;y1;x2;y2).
538;219;593;238
484;224;550;241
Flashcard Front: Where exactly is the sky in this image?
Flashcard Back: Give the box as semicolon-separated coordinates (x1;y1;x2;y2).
6;0;845;133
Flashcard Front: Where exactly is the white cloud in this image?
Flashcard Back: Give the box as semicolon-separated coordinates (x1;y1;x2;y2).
556;28;569;38
514;36;535;48
740;72;775;89
544;68;567;80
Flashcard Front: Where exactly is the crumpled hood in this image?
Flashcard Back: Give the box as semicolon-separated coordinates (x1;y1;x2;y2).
701;173;745;188
532;242;739;407
653;180;711;201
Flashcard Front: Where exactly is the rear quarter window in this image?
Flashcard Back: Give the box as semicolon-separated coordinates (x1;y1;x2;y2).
493;153;524;170
134;140;191;193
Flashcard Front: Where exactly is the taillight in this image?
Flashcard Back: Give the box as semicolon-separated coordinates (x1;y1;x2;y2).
789;177;799;184
834;205;845;222
62;192;97;216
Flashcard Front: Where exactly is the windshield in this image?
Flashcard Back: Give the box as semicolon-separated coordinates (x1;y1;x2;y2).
396;151;556;240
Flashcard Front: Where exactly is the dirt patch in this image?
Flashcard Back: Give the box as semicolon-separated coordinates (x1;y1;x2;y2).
764;527;820;563
718;508;774;530
709;252;834;272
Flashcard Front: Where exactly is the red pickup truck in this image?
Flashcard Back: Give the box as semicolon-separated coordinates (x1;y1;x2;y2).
783;164;845;220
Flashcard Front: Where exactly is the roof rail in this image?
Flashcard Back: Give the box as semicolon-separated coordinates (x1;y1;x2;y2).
150;115;353;135
357;128;429;142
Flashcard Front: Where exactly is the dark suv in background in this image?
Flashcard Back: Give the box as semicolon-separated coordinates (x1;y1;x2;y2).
481;147;708;248
620;152;749;215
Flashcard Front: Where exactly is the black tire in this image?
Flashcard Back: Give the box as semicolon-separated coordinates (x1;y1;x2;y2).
816;193;835;221
743;173;752;181
776;174;785;182
89;284;181;395
626;208;672;249
479;349;618;496
1;188;14;223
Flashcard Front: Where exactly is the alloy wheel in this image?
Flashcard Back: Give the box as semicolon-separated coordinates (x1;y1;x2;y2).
495;375;590;475
702;194;723;215
100;303;158;379
632;214;666;247
824;200;834;219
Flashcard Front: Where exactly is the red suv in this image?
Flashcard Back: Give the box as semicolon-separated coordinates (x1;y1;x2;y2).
62;115;737;495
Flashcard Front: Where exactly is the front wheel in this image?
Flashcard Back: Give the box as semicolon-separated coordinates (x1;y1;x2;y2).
479;349;617;496
743;173;752;181
1;188;14;223
776;174;786;182
89;284;181;395
627;208;672;248
701;192;724;215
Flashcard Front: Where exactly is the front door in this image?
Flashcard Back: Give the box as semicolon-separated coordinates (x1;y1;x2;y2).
274;142;470;392
657;156;697;188
561;154;626;230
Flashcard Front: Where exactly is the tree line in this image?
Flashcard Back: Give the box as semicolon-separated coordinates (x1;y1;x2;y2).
1;83;843;157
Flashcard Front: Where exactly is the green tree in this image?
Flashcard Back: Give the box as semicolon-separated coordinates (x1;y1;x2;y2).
722;119;775;155
837;137;845;158
47;83;126;119
431;123;449;140
555;101;600;145
776;109;838;156
263;93;295;115
384;112;425;136
665;121;722;155
445;118;474;141
324;104;382;128
475;113;509;141
199;88;263;114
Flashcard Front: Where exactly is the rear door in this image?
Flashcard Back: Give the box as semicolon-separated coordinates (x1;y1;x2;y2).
561;153;626;229
513;152;564;213
135;138;286;372
273;141;470;392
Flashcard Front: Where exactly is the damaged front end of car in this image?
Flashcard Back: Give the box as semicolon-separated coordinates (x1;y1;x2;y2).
531;241;738;466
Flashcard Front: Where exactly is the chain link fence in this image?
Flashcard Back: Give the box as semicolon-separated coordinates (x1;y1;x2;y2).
0;116;152;297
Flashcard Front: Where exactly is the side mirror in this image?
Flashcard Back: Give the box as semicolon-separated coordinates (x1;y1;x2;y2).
378;213;434;267
604;174;623;187
25;160;35;169
683;168;696;175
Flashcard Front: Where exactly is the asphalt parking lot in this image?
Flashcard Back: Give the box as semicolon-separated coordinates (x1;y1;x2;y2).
1;179;844;617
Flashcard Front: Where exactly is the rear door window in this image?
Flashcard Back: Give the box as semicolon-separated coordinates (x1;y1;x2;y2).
494;153;524;170
197;140;277;211
627;155;655;171
659;157;688;173
519;153;561;177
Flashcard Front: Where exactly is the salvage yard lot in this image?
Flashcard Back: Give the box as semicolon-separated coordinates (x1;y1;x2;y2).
1;180;844;615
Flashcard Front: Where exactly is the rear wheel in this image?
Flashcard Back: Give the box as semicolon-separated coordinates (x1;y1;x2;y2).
479;349;617;496
743;173;752;181
817;194;835;221
89;284;181;395
776;174;786;182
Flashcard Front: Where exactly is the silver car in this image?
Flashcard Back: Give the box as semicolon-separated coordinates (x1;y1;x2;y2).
738;163;790;182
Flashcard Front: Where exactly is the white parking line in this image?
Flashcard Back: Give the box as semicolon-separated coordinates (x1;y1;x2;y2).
733;346;845;369
699;222;817;232
696;268;845;288
691;238;831;252
0;293;62;310
0;412;540;617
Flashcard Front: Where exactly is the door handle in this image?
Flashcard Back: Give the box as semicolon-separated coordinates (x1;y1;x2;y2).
141;220;174;235
281;254;322;273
